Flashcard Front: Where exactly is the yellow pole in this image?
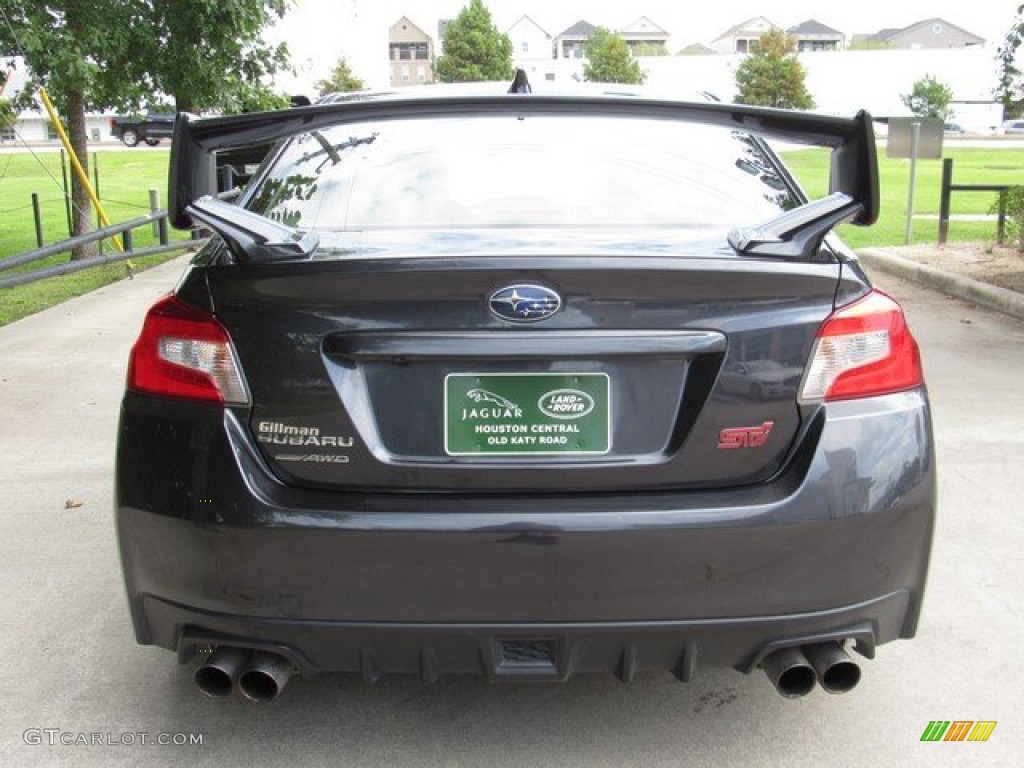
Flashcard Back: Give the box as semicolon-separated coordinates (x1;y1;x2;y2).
38;87;123;252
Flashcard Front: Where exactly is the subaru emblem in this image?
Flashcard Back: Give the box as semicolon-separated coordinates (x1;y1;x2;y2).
488;284;562;323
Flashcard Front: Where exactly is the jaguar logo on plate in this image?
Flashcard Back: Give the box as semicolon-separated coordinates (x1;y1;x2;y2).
488;284;562;323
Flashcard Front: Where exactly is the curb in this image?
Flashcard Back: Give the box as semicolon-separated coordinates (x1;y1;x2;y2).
857;248;1024;323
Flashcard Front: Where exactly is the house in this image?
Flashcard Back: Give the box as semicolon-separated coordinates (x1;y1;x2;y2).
676;43;717;56
554;20;597;59
437;19;453;54
388;16;434;87
506;15;553;61
787;20;845;52
0;57;113;144
711;17;780;54
619;16;670;56
852;18;984;49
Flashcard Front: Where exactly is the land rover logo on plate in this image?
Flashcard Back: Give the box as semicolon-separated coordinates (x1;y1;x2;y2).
488;284;561;323
538;389;595;420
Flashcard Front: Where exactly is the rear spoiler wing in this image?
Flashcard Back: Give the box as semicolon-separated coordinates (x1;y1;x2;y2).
169;96;878;258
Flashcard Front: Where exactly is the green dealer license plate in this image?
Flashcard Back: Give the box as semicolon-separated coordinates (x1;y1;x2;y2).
445;373;611;456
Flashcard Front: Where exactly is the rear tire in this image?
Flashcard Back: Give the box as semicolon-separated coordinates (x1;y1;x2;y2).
121;129;139;147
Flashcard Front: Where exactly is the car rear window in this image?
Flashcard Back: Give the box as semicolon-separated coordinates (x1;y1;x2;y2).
247;115;797;231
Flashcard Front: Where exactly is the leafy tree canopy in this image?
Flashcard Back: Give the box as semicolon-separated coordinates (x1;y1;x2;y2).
734;29;814;110
0;97;15;130
901;74;954;120
316;56;365;96
583;28;647;83
434;0;513;83
995;3;1024;118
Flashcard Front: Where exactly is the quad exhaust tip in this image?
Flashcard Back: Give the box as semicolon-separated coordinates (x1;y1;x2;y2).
804;642;862;694
761;641;861;698
193;646;251;698
193;647;295;702
237;652;296;703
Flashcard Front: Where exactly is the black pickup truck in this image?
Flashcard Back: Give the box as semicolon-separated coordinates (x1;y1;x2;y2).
109;114;175;147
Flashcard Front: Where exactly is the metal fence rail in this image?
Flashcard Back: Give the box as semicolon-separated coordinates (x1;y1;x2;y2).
938;158;1017;245
0;190;237;289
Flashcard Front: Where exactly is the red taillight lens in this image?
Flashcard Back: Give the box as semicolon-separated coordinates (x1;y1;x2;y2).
799;290;923;403
127;294;249;405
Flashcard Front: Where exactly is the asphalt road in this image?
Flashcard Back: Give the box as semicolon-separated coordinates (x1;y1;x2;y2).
1;257;1022;767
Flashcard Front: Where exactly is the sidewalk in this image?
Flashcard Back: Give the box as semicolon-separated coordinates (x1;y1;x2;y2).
857;243;1024;322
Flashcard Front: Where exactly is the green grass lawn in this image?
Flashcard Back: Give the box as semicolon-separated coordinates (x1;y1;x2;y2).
0;148;171;258
781;146;1024;249
0;148;185;326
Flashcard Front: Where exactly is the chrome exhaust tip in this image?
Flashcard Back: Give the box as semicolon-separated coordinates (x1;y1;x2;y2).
761;646;817;698
804;642;861;694
193;646;251;698
238;652;295;703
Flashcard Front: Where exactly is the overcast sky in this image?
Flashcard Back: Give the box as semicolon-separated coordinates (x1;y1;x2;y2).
268;0;1020;91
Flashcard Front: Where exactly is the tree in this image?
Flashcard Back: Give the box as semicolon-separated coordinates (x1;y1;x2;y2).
995;3;1024;119
901;75;954;120
583;28;647;84
434;0;513;83
734;29;814;110
126;1;293;114
0;1;146;259
316;56;365;96
0;98;15;132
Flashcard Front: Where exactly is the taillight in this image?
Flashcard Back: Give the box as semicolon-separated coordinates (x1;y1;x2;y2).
799;290;923;403
127;294;249;405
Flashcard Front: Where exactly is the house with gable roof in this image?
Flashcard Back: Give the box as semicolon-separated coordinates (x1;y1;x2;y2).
507;15;553;61
554;20;597;59
711;17;780;54
787;19;845;52
620;16;670;56
852;18;984;49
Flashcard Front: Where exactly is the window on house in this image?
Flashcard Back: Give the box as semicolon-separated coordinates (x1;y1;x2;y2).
522;41;529;53
545;73;555;81
401;65;410;82
46;124;59;141
90;127;101;141
1;126;15;142
417;65;426;82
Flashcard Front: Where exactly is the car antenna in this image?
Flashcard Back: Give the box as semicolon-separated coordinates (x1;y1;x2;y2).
508;69;531;94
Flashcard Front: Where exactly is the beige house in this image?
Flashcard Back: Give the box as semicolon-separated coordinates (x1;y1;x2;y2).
620;17;669;56
852;18;984;49
388;16;434;87
712;17;781;54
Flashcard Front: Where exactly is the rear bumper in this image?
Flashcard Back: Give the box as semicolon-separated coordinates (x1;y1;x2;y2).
115;390;935;680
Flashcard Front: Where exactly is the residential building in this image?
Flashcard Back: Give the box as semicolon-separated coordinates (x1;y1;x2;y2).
676;43;717;56
788;20;845;52
711;17;780;54
388;16;434;87
507;15;553;61
852;18;984;49
437;19;453;54
554;20;597;59
620;16;669;56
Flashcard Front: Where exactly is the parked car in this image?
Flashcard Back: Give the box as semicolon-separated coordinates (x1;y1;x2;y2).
109;114;175;147
117;79;935;703
1004;119;1024;135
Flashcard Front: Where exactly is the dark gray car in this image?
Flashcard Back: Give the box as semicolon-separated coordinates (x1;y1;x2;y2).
116;84;934;703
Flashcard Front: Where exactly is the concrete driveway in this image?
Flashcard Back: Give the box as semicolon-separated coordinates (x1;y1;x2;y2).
1;257;1022;766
